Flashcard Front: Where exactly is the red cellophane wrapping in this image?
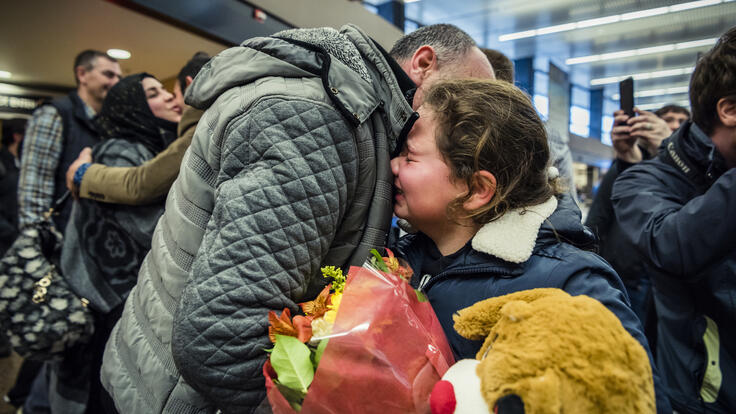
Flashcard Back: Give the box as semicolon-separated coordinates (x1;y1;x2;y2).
264;264;455;414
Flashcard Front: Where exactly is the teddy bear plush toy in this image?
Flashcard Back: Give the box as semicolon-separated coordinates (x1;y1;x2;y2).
429;288;655;414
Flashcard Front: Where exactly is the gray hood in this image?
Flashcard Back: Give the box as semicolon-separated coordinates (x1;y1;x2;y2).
186;26;379;122
185;24;415;154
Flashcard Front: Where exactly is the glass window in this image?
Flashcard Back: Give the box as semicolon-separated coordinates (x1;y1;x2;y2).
570;105;590;137
404;20;420;33
570;86;590;108
601;115;614;146
534;71;549;96
533;94;549;120
363;3;378;14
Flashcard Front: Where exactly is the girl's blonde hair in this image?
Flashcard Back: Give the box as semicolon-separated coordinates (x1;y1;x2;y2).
423;78;563;225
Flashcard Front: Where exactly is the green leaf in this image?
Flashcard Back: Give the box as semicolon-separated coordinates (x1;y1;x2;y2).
369;248;389;272
273;379;306;411
312;338;329;368
415;289;428;302
271;335;315;393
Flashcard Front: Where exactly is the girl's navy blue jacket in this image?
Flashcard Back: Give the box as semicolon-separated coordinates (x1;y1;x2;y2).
395;194;672;413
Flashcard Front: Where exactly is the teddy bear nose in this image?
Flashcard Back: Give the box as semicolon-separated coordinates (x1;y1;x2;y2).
430;380;456;414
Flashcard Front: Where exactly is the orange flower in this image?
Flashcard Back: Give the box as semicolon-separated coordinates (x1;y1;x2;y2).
267;308;313;343
383;248;413;281
299;285;331;318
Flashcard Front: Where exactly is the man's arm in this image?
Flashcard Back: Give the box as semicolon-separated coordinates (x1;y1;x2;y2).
17;105;63;229
612;166;736;279
171;98;357;413
71;131;193;205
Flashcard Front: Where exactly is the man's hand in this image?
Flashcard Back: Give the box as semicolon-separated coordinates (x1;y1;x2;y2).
66;147;92;196
612;109;642;163
627;108;670;156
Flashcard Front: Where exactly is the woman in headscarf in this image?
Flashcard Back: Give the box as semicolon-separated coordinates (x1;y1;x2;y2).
56;73;182;414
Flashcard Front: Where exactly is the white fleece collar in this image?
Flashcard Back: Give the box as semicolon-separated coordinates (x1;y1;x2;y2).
471;196;558;264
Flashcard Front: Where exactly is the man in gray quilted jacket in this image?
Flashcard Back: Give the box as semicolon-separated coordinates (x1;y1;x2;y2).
101;23;493;414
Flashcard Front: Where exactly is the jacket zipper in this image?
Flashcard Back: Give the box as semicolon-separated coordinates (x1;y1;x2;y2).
418;266;517;293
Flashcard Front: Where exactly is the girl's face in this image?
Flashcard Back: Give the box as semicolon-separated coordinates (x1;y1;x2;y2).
142;77;182;123
390;106;469;236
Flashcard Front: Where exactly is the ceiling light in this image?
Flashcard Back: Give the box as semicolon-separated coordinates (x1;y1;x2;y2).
590;66;695;86
620;7;669;20
0;71;11;79
637;99;690;111
566;37;716;65
612;85;689;100
670;0;722;12
499;0;731;42
107;49;131;59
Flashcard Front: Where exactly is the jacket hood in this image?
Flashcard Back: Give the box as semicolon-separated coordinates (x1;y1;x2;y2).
184;25;415;154
472;193;595;263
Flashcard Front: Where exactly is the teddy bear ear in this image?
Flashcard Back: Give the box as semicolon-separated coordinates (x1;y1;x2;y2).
453;288;569;340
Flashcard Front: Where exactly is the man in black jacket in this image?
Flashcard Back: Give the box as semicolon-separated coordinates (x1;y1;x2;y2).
0;118;25;256
612;26;736;413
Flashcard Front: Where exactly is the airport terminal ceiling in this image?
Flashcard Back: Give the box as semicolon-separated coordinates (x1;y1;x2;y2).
396;0;736;110
0;0;229;91
1;0;736;111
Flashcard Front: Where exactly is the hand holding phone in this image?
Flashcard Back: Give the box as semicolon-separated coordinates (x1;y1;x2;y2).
619;77;634;117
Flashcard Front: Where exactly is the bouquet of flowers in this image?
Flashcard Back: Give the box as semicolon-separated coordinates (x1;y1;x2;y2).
263;249;454;414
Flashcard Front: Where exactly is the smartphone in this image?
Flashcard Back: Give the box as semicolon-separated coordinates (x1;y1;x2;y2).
619;77;634;117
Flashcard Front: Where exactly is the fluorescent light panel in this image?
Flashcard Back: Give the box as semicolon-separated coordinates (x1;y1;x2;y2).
637;99;690;111
590;66;695;86
566;37;716;65
0;71;11;79
499;0;730;42
611;85;689;100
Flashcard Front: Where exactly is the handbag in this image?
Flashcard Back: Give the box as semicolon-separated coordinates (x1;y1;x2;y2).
0;192;95;360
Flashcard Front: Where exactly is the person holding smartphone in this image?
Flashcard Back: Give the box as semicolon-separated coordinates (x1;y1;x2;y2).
612;107;677;163
585;104;673;345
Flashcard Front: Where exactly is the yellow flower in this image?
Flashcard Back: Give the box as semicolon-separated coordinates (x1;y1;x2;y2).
321;266;346;294
324;292;342;324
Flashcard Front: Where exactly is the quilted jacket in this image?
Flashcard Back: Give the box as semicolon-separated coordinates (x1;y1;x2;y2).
101;25;416;414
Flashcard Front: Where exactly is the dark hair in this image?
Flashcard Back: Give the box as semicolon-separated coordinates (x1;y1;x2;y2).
177;52;210;94
654;104;690;118
389;24;476;67
689;26;736;135
481;48;514;83
73;50;117;85
424;79;561;225
2;118;27;147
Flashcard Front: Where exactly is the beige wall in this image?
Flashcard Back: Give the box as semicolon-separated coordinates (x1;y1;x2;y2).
247;0;404;50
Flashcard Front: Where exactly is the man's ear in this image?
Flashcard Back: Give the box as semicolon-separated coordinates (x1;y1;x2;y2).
408;45;439;84
75;65;87;85
717;97;736;127
185;75;194;88
463;170;496;211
